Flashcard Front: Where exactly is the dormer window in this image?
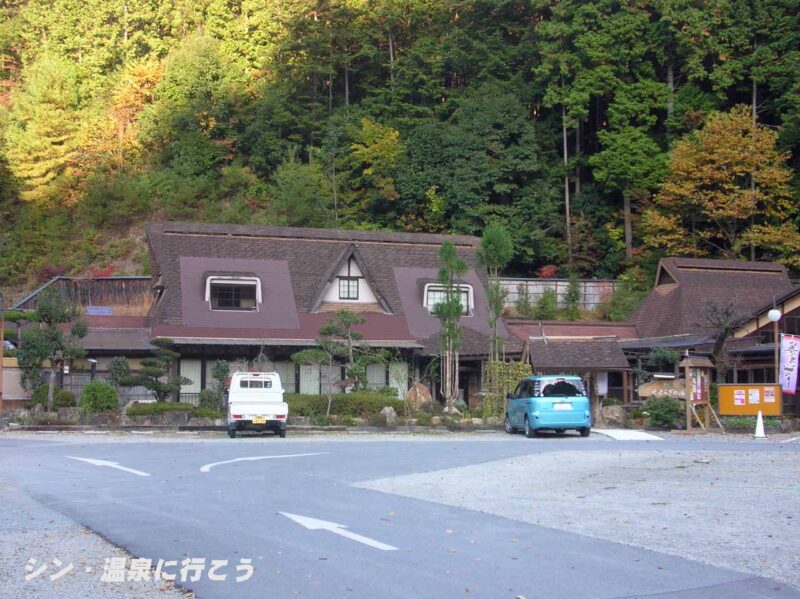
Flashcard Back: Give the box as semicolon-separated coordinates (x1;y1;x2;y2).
424;283;473;316
337;257;362;301
205;276;261;311
339;277;359;300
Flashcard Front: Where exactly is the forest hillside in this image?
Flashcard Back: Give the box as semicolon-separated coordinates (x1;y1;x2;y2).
1;1;798;290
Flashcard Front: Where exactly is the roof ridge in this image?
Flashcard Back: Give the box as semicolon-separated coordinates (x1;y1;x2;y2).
147;221;480;247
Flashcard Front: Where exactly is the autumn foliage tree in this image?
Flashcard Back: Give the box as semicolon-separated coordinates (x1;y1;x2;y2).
642;105;797;265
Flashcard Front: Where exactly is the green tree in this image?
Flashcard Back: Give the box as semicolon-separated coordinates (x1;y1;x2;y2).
268;156;334;227
4;55;82;204
478;221;513;361
119;337;190;402
562;273;581;321
434;241;467;414
16;290;87;410
589;126;667;257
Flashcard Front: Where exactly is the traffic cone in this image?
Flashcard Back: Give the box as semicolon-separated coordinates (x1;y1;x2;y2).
753;410;766;439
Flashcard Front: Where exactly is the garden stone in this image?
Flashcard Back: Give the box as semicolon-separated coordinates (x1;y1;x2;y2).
380;406;397;426
14;409;30;422
188;417;213;426
288;416;311;426
32;403;43;416
406;382;432;410
161;411;189;426
596;405;627;428
470;418;483;426
57;407;81;424
431;416;442;426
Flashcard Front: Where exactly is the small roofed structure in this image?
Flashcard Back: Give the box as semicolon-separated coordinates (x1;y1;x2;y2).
631;257;794;340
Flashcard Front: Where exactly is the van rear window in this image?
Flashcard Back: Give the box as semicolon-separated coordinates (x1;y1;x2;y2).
239;379;272;388
541;381;583;397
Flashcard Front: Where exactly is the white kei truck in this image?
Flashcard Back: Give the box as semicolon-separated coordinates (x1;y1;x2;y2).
226;372;288;438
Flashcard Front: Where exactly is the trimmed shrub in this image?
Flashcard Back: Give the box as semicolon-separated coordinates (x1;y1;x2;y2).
198;388;221;409
285;392;406;417
26;384;75;409
644;396;682;429
193;405;224;419
80;381;119;413
415;411;433;426
126;402;195;417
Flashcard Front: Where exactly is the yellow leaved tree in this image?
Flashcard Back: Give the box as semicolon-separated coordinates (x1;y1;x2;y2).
642;105;799;267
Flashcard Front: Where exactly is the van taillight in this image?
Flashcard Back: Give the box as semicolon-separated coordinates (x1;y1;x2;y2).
232;414;243;420
276;414;286;419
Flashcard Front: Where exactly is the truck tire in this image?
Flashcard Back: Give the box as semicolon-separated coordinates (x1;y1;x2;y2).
228;428;236;438
278;429;286;438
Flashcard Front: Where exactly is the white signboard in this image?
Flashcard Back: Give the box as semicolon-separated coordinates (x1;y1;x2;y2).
780;334;800;395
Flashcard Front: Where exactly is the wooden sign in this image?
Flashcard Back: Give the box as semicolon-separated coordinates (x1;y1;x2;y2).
718;384;782;416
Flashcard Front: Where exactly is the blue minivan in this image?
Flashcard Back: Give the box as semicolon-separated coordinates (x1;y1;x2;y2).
505;375;592;437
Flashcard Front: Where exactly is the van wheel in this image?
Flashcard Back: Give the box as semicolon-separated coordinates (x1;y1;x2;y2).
278;429;286;438
228;429;236;438
579;427;591;437
524;417;536;439
504;414;516;434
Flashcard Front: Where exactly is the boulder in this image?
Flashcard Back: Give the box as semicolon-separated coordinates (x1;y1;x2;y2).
380;406;397;426
161;410;190;426
13;409;31;422
595;405;627;429
31;403;44;416
56;407;81;424
431;416;442;426
406;382;432;410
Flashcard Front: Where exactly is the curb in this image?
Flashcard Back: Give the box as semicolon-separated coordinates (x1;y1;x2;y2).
4;424;505;434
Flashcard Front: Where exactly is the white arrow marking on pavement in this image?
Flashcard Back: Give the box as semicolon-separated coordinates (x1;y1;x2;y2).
280;512;398;551
200;453;327;473
66;456;151;477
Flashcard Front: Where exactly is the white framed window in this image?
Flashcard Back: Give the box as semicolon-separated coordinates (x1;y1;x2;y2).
423;283;473;316
338;277;359;300
205;276;262;311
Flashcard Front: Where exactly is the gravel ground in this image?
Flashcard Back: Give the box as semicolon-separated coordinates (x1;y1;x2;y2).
358;448;800;589
0;481;189;599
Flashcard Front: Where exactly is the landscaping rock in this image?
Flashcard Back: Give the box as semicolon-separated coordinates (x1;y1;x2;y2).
380;406;397;426
31;403;43;416
471;418;483;426
161;411;190;426
485;416;502;427
187;417;213;426
431;416;442;426
56;407;81;424
406;382;432;410
596;405;627;428
288;416;311;426
84;412;122;426
13;409;30;422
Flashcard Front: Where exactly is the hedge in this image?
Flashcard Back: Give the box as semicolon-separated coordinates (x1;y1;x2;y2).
285;392;406;417
126;402;196;417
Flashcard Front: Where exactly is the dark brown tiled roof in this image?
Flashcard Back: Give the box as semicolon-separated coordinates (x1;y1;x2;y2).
506;319;639;341
145;222;499;354
528;339;629;371
632;258;794;338
417;326;522;357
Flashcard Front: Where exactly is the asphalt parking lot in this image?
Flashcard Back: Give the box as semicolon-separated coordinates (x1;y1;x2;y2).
1;430;798;598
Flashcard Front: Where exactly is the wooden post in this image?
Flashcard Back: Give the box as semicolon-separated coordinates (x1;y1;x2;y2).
622;370;629;406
